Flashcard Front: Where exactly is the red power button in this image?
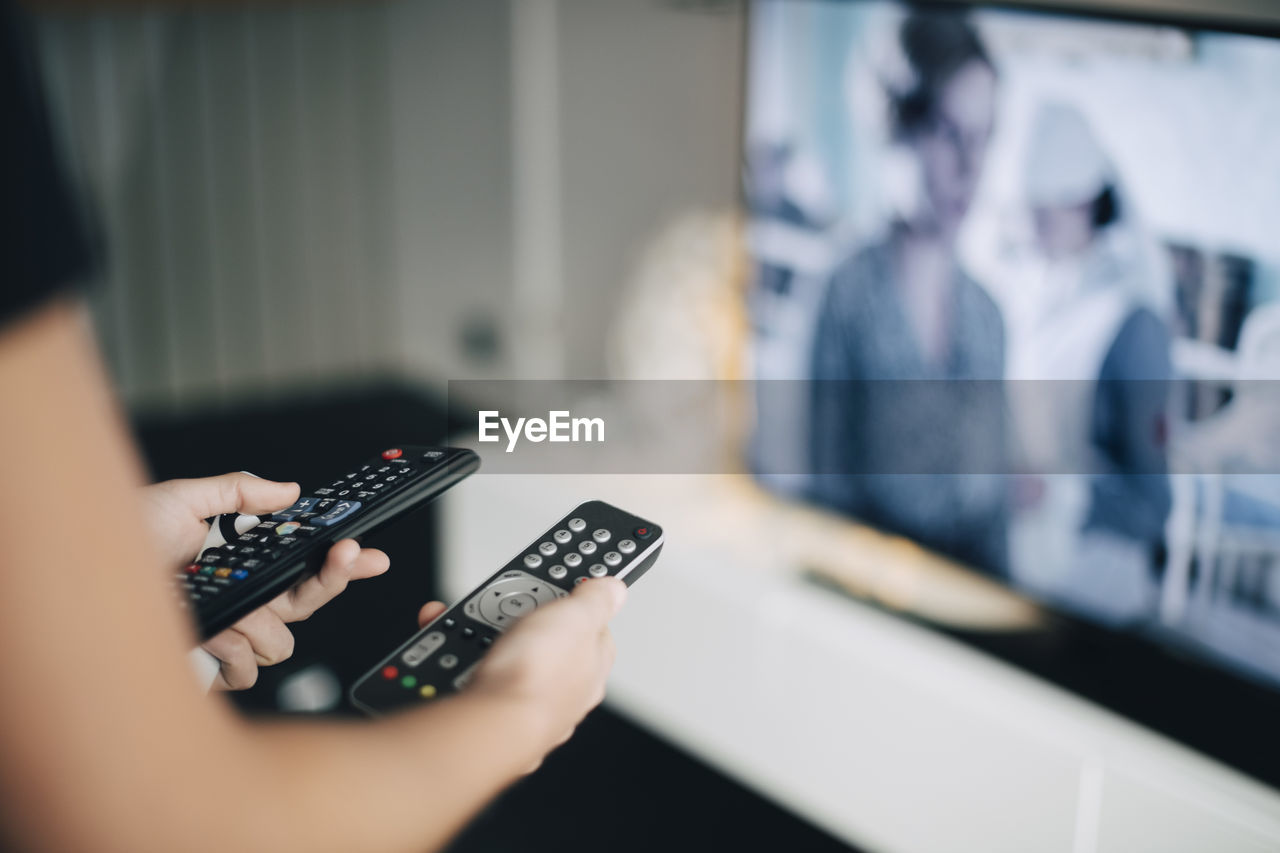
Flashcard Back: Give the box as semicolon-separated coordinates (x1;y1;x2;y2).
382;448;403;460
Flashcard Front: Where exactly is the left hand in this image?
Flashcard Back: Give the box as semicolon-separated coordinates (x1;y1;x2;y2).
142;472;391;690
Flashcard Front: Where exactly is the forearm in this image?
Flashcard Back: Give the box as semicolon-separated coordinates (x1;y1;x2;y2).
246;692;550;853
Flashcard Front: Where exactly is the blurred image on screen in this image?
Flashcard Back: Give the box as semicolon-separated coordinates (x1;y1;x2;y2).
745;0;1280;687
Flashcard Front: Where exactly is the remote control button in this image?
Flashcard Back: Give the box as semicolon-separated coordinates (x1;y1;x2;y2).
422;449;445;460
578;540;597;555
592;528;611;543
314;499;336;513
564;553;583;568
419;684;437;698
574;576;588;586
276;536;300;548
199;552;223;566
402;632;446;667
481;636;493;647
199;566;215;576
618;539;636;554
553;529;572;544
568;517;586;533
214;567;233;578
538;542;556;557
274;496;321;521
548;565;567;579
634;526;653;540
293;524;320;537
443;617;457;630
498;593;537;618
382;448;403;460
523;554;543;569
588;563;608;578
241;558;264;571
462;627;475;639
275;521;301;536
603;551;621;567
314;487;335;496
313;500;362;528
184;564;199;574
381;665;398;680
400;675;417;689
439;654;459;670
231;569;249;580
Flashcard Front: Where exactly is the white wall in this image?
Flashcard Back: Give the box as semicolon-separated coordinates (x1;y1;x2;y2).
33;0;746;409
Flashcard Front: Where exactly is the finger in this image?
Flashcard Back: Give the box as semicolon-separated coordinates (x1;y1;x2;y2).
202;630;259;690
229;608;296;666
566;577;627;628
275;540;390;623
165;472;301;519
417;601;449;628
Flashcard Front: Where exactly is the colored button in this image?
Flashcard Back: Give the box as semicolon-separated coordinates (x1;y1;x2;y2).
381;665;398;680
200;566;215;576
634;526;653;540
400;675;417;689
231;569;249;580
382;448;403;460
574;576;588;586
214;567;233;578
184;564;200;574
275;521;300;536
419;684;437;698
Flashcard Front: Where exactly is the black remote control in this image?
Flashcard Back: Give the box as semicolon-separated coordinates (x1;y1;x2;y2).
349;500;663;716
180;446;480;640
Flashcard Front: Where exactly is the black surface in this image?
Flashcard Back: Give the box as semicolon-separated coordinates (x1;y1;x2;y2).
445;704;859;853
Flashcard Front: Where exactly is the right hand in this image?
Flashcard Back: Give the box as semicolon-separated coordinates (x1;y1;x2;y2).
415;577;626;761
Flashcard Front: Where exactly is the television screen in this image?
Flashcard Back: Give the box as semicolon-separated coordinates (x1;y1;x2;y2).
745;1;1280;688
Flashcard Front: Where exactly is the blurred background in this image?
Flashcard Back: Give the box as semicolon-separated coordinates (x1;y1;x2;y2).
25;0;1280;851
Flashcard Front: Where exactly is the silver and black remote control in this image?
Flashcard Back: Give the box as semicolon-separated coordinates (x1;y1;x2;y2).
350;500;664;715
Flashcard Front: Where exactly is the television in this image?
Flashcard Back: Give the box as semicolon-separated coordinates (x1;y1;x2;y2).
744;0;1280;781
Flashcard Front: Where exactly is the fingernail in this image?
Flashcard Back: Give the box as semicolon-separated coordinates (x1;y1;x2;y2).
239;471;262;479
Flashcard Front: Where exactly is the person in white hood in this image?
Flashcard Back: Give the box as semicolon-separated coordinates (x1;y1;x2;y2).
1007;101;1173;622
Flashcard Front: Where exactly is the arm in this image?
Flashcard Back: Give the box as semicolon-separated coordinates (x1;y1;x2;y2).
0;299;620;853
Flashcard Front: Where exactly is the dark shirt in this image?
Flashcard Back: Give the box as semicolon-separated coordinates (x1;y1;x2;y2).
808;238;1009;575
2;0;95;328
1085;307;1174;545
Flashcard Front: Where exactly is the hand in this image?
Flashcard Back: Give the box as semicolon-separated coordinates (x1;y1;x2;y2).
142;473;391;690
416;578;626;765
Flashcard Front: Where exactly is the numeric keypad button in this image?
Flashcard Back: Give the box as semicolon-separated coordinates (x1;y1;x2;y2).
553;529;572;545
578;540;597;555
568;517;586;533
564;553;582;568
603;551;621;567
592;528;611;543
618;539;636;554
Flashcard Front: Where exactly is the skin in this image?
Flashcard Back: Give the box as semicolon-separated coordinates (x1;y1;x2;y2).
141;473;393;690
0;298;626;852
1032;201;1095;262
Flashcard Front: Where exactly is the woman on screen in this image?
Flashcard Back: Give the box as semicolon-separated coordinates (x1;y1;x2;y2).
809;10;1008;574
1007;101;1173;621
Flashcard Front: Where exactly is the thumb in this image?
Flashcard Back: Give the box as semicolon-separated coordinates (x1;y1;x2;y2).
170;472;301;519
567;577;627;627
